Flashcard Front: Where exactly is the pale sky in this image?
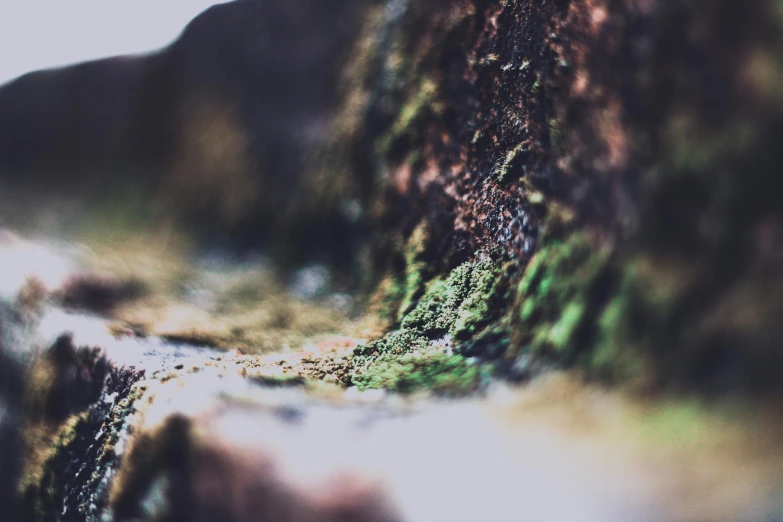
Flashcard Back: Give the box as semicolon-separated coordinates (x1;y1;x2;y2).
0;1;229;85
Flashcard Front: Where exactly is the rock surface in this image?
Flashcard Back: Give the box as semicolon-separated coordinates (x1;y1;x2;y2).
1;0;783;520
0;235;779;521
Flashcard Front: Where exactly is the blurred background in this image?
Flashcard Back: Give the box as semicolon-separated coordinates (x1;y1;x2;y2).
0;1;228;84
0;0;371;270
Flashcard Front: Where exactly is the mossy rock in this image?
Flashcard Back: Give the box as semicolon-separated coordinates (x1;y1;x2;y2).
352;252;510;393
353;349;486;396
515;232;611;360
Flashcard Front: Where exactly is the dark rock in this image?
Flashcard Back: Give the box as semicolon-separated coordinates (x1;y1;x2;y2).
55;274;147;315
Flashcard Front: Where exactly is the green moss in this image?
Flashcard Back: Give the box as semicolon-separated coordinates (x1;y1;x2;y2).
585;257;680;383
353;252;508;393
353;329;430;372
589;290;645;380
495;142;528;183
397;222;434;321
353;349;485;396
400;256;505;339
452;261;510;340
545;299;586;352
511;228;667;384
515;232;609;362
376;77;440;155
400;273;469;335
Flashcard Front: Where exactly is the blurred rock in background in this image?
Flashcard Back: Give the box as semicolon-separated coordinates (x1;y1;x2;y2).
0;0;373;267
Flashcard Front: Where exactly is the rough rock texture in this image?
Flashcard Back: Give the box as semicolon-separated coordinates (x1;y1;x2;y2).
314;0;783;395
20;340;143;522
2;0;783;520
4;1;783;395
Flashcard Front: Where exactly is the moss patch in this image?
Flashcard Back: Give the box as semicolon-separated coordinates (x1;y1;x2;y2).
401;255;508;339
514;232;611;361
352;252;510;393
396;221;435;321
353;349;485;396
